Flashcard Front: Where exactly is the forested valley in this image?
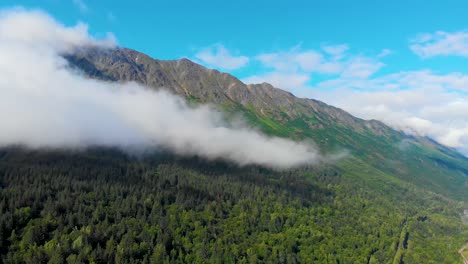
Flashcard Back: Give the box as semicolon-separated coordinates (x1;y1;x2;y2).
0;147;465;263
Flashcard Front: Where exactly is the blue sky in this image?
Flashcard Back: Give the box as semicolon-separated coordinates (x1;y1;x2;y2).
3;0;468;74
1;0;468;155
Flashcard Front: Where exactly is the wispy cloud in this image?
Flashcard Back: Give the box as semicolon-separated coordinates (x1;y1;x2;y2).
195;44;249;70
243;45;384;92
410;30;468;58
73;0;88;13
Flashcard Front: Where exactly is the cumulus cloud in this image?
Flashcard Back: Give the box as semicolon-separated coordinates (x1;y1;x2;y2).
195;44;249;70
410;30;468;58
0;8;324;169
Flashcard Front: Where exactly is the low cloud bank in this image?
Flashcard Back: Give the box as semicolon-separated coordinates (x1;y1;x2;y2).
307;84;468;156
0;8;325;169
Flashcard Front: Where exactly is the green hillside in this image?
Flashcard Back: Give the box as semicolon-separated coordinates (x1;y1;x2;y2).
229;102;468;201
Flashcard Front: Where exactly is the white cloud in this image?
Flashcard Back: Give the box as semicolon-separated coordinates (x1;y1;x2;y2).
295;51;343;73
244;46;384;92
255;46;384;78
341;57;384;79
0;8;116;52
256;52;297;72
73;0;88;13
0;8;325;169
255;48;344;74
195;44;249;70
322;44;348;59
410;30;468;58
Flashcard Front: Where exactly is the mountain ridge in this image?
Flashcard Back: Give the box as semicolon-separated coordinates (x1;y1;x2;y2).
65;46;468;161
67;48;416;140
65;46;467;201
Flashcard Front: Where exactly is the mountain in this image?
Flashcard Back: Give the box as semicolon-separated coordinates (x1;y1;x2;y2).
66;47;468;201
0;47;466;263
